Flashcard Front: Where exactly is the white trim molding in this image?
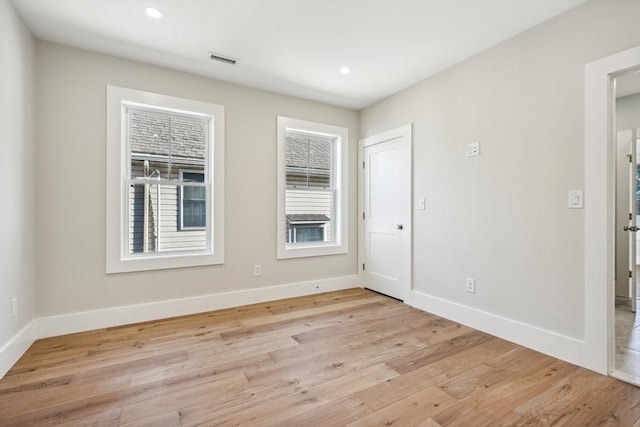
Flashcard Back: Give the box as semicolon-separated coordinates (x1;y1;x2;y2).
408;290;588;368
0;275;360;378
36;275;360;339
0;321;37;379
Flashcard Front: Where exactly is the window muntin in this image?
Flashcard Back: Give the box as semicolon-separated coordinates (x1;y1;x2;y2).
106;86;225;273
277;116;348;259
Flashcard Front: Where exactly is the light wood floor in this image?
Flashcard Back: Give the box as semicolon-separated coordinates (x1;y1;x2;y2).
615;298;640;377
1;288;639;426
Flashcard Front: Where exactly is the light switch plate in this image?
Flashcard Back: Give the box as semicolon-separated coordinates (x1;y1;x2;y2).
417;198;426;210
568;190;583;209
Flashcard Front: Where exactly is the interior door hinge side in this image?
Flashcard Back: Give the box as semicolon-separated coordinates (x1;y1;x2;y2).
362;263;365;271
630;270;633;278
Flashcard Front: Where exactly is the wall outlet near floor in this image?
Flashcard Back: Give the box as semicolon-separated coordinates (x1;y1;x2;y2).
466;142;480;157
254;264;262;277
11;298;17;318
465;278;476;293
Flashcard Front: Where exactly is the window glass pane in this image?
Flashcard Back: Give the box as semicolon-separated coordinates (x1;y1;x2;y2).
126;106;210;254
129;109;207;181
128;183;208;254
285;132;333;189
182;172;205;183
128;183;159;254
284;131;334;245
183;199;206;228
295;225;324;243
181;171;206;228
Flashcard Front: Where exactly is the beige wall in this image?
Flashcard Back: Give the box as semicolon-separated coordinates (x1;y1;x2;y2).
360;0;640;339
0;1;36;348
35;42;359;317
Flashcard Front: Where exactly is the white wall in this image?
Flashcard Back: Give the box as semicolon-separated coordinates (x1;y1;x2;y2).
0;0;37;375
360;0;640;342
35;42;359;318
617;94;640;131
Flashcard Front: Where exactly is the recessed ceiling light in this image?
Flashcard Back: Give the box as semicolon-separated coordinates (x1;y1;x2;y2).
145;7;162;19
339;66;351;75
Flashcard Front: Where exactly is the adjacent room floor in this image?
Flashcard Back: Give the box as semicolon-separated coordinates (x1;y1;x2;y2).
1;288;639;426
615;296;640;378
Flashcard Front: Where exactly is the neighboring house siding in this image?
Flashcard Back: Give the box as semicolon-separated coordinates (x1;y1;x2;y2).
285;190;331;216
128;177;207;253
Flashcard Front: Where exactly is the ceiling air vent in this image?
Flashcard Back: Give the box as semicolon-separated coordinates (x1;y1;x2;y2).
209;52;237;65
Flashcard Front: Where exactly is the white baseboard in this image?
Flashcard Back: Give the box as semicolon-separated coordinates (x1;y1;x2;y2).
36;275;360;339
408;290;589;370
0;320;37;379
6;281;590;380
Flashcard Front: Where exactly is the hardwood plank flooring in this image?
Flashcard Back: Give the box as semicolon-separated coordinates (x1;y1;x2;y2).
1;288;639;426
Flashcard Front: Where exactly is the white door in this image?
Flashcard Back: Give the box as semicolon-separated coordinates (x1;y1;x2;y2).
360;125;412;301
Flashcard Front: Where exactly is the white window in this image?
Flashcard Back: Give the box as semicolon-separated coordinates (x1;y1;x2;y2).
277;116;348;259
106;86;225;273
180;170;206;230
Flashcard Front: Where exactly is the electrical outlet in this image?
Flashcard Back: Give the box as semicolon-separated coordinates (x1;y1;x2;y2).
465;278;476;293
254;265;262;277
11;298;17;318
466;142;480;157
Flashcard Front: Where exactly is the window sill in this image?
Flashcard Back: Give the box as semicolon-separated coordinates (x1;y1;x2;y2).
277;242;348;260
107;250;223;274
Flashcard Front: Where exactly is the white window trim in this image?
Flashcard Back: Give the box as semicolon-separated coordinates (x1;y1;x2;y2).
277;116;348;259
106;86;225;273
179;169;206;231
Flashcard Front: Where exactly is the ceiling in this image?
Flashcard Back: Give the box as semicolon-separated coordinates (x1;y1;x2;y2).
12;0;586;109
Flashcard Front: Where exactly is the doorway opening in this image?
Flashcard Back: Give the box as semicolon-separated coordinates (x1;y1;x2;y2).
613;68;640;382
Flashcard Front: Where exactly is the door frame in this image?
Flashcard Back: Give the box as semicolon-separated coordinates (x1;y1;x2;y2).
584;46;640;378
358;124;413;301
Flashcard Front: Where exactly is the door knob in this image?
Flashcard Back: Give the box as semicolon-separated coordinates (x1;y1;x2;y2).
396;224;404;230
624;226;640;232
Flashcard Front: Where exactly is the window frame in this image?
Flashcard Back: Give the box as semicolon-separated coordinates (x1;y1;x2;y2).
276;116;348;259
179;169;207;231
106;86;225;273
